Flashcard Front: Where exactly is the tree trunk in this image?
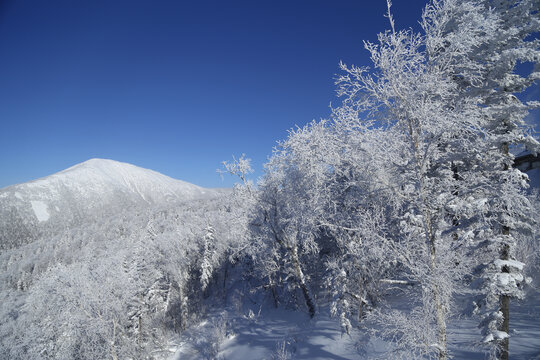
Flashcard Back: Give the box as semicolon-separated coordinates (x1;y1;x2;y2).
111;319;119;360
426;215;447;360
498;227;510;360
290;242;316;318
497;141;510;360
434;285;447;360
429;257;447;360
179;285;188;331
268;275;279;308
138;294;143;346
271;224;316;318
222;261;229;299
411;122;447;359
499;294;510;360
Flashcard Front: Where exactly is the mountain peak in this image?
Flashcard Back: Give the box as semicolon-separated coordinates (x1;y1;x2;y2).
31;158;213;202
0;160;226;249
60;158;147;174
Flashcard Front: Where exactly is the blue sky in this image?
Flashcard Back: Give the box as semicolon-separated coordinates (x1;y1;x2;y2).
0;0;531;188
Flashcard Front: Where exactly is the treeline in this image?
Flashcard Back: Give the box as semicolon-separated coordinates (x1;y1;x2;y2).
0;195;247;359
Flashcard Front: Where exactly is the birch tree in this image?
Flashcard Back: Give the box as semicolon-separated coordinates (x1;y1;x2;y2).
334;2;490;357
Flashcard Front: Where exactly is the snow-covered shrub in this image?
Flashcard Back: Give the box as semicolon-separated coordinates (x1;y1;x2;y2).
272;339;292;360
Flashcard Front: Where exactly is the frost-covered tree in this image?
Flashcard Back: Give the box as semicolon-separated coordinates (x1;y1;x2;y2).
321;107;405;325
333;1;500;357
324;0;539;358
250;116;397;322
200;225;217;291
0;189;248;359
254;142;326;318
421;1;540;358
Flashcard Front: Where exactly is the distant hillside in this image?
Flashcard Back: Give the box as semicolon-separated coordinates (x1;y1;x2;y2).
0;158;227;250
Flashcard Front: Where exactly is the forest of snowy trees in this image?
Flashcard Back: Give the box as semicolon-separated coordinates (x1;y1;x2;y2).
0;0;539;359
235;0;540;358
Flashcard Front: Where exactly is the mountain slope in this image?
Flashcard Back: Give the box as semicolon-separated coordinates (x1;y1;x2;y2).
0;158;226;250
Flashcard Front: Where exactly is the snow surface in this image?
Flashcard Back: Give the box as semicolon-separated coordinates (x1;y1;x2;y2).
171;308;368;360
166;292;540;360
2;158;225;204
27;158;216;202
495;259;525;271
30;201;49;222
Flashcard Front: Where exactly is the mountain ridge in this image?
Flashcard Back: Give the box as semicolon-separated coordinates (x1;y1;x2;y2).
0;158;229;250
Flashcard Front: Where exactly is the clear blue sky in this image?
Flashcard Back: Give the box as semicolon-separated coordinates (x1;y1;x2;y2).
0;0;520;188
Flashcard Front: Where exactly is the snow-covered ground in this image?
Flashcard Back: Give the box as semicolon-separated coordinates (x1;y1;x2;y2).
171;307;365;360
446;290;540;359
167;290;540;360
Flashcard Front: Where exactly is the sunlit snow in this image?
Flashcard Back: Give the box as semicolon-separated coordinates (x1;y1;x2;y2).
30;200;49;222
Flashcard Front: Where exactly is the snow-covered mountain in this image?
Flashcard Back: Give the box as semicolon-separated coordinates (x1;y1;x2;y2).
0;158;227;250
